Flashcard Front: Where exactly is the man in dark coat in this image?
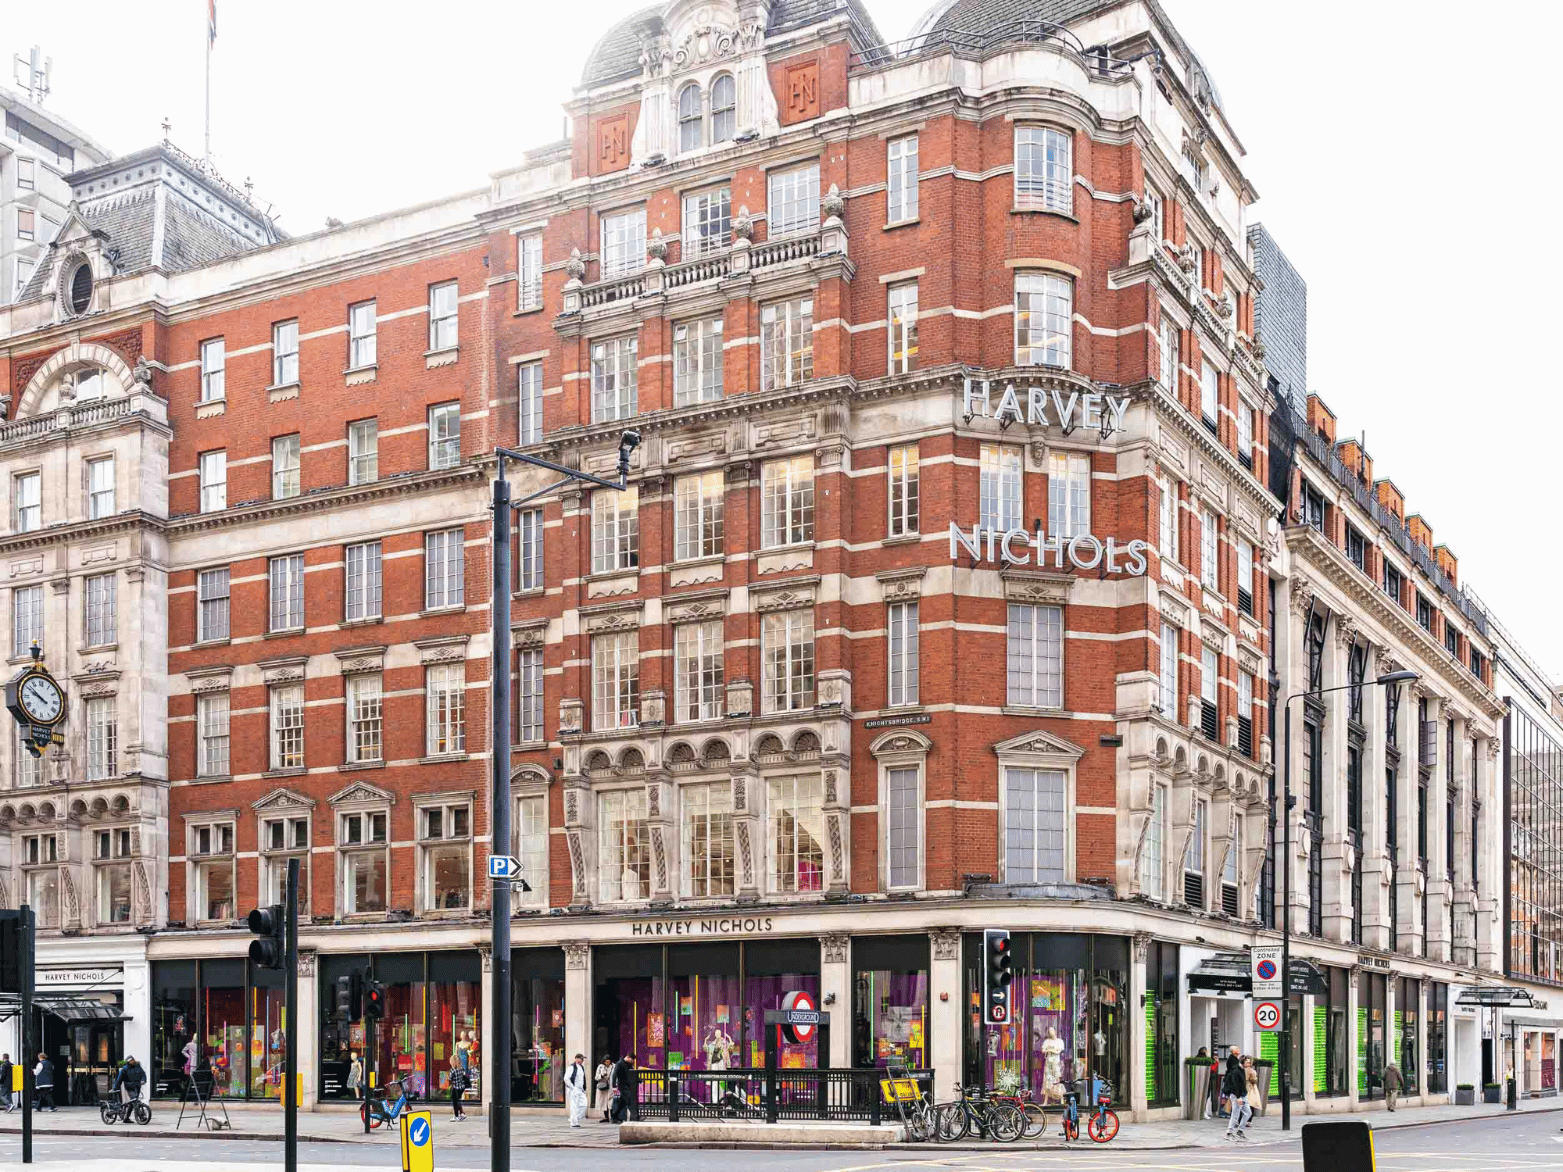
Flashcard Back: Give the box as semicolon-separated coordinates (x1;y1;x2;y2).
112;1055;147;1103
610;1053;637;1123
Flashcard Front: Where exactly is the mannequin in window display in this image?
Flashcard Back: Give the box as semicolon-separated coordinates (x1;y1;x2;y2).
703;1026;734;1070
1041;1026;1066;1104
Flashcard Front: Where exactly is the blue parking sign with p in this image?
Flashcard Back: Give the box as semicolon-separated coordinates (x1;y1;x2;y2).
487;854;521;880
401;1109;434;1172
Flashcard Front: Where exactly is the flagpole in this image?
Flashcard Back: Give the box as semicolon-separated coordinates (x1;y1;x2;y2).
204;0;211;162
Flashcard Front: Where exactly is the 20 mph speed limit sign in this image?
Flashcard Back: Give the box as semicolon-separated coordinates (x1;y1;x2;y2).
1254;1000;1282;1032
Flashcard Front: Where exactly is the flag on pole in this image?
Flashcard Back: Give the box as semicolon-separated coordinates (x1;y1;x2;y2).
208;0;217;45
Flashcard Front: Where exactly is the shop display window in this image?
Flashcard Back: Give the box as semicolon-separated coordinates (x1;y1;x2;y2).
853;935;929;1069
513;947;566;1102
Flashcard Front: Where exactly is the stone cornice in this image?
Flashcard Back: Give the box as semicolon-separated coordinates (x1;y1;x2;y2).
0;509;167;557
1287;526;1503;720
1145;381;1280;519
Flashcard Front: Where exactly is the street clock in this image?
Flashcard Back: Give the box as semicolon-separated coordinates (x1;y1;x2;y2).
5;644;67;756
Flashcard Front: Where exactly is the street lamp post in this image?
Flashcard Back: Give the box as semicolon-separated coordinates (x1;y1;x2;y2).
488;431;639;1172
1279;668;1417;1131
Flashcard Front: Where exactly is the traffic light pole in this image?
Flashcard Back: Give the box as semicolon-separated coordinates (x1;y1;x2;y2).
285;857;299;1172
20;903;34;1166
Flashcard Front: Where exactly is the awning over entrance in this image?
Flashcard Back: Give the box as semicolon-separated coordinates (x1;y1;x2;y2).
0;994;130;1022
1456;987;1535;1009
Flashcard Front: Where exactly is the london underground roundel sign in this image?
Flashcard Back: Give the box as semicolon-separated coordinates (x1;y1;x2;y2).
780;989;820;1045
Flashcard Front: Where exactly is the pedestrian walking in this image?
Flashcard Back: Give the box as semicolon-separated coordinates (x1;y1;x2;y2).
1383;1061;1402;1112
448;1050;469;1121
1223;1049;1250;1139
34;1052;56;1112
1241;1057;1260;1133
565;1052;589;1128
610;1052;637;1124
594;1056;614;1122
0;1053;13;1112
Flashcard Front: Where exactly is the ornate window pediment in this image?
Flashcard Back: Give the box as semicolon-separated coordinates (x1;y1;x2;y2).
993;729;1086;765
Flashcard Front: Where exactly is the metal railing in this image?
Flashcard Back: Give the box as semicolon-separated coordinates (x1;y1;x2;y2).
852;20;1088;68
632;1067;933;1125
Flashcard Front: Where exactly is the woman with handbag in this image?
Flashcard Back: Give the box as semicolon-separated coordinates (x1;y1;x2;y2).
594;1056;614;1122
449;1050;469;1120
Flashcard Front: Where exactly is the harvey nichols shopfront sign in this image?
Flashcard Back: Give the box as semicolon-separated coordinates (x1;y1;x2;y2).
952;378;1149;574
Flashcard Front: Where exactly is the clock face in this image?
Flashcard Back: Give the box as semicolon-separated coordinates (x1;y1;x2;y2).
19;674;63;724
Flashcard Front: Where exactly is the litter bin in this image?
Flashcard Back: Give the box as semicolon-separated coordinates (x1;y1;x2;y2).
1183;1058;1213;1120
1251;1059;1275;1115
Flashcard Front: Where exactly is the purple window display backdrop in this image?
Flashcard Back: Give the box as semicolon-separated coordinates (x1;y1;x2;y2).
982;968;1088;1102
611;973;820;1070
855;970;930;1068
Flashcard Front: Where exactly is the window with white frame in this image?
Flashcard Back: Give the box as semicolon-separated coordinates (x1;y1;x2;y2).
762;609;815;713
428;281;458;351
768;162;819;235
1007;603;1063;709
349;300;377;368
760;296;813;390
517;507;544;590
888;282;919;374
514;794;547;906
428;401;460;469
13;470;40;532
261;815;310;914
347;673;383;763
1237;401;1253;461
682;781;735;897
349;418;378;485
598;789;651;902
99;857;133;924
25;844;59;927
1004;767;1067;883
12;584;42;657
17;158;34;190
887;134;919;224
1047;451;1090;538
888;444;919;537
591;486;639;573
85;572;116;647
1146;186;1165;241
17;736;43;787
761;455;814;547
600;208;646;277
1237;537;1254;615
199;450;226;512
1141;783;1166;899
886;765;920;889
712;74;736;142
980;443;1022;532
1200;645;1219;738
1015;272;1072;367
86;456;115;519
1200;357;1218;425
1184;796;1207;905
592;630;639;730
674;471;724;561
518;362;544;444
200;338;225;401
1159;622;1178;716
1014;125;1072;213
673;316;723;405
1159;315;1178;388
682;187;731;258
768;773;825;893
518;233;543;311
678;83;703;152
339;810;388;914
272;433;300;500
1238;670;1254;758
1201;508;1218;588
888;601;919;707
197;691;230;777
16;208;33;241
591;335;638;421
198;567;230;642
273;320;299;385
425;529;465;609
425;664;466;756
1222;812;1241;913
190;822;235;921
343;541;381;622
674;620;724;723
86;696;117;779
515;647;544;743
420;801;471;910
270;685;304;770
1157;476;1178;563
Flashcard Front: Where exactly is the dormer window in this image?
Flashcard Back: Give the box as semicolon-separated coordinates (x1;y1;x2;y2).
675;75;738;155
63;256;93;316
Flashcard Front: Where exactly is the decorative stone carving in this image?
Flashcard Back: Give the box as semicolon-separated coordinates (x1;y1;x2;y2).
1290;576;1314;614
1216;291;1233;321
1334;614;1360;651
60;867;79;926
1486;738;1500;762
732;774;746;810
564;942;590;971
652;826;668;891
1133;932;1152;962
737;821;753;887
823;770;838;805
932;928;961;961
821;934;849;964
565;789;578;824
1176;242;1197;275
733;205;754;240
564;248;586;281
647;784;660;818
822;183;845;220
1132;195;1155;224
132;354;153;389
828;815;843;879
559;697;584;735
478;944;492;972
568;831;587;899
297;950;317;977
647;228;667;261
133;862;151;923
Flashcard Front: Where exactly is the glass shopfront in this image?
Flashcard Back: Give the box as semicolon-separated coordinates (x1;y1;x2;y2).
317;950;481;1103
853;935;929;1069
1397;978;1419;1092
512;947;566;1103
1315;965;1349;1097
1357;970;1387;1100
593;939;820;1073
151;957;274;1100
1426;981;1447;1093
1143;938;1178;1106
961;933;1131;1105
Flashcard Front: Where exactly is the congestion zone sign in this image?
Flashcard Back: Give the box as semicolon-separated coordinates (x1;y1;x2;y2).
1254;1001;1281;1031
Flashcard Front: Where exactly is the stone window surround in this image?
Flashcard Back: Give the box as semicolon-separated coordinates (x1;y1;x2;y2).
871;728;930;893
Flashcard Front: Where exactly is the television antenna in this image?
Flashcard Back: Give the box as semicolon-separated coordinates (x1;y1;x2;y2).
13;46;51;104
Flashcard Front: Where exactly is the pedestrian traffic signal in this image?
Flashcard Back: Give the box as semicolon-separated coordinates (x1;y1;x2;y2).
335;972;363;1020
983;928;1013;1025
247;904;286;970
364;978;388;1020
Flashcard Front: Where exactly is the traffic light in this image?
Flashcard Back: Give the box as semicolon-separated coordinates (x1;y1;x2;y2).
0;910;24;995
247;904;286;970
363;977;388;1020
983;928;1013;1024
335;972;363;1021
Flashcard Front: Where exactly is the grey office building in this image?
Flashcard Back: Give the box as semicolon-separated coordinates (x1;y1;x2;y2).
1248;223;1307;407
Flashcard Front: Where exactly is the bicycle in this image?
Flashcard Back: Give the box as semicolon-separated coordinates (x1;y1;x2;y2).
991;1084;1047;1137
1060;1078;1117;1143
360;1077;418;1129
934;1084;1026;1142
100;1091;152;1126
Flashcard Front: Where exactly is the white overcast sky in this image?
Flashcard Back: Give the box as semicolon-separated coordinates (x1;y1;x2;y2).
14;1;1563;679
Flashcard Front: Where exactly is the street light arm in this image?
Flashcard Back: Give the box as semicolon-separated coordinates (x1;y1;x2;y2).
495;446;629;494
1285;670;1418;708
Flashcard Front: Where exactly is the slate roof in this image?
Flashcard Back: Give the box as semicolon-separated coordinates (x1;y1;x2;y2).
580;0;887;87
925;0;1117;34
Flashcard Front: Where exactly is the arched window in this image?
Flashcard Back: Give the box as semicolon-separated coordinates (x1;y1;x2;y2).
678;84;703;153
711;75;736;143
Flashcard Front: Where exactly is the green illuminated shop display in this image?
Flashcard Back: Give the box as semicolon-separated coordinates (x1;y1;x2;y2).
1143;994;1157;1101
1312;1005;1327;1094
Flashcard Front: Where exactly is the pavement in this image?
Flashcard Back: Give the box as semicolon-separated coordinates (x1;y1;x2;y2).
1;1092;1558;1150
